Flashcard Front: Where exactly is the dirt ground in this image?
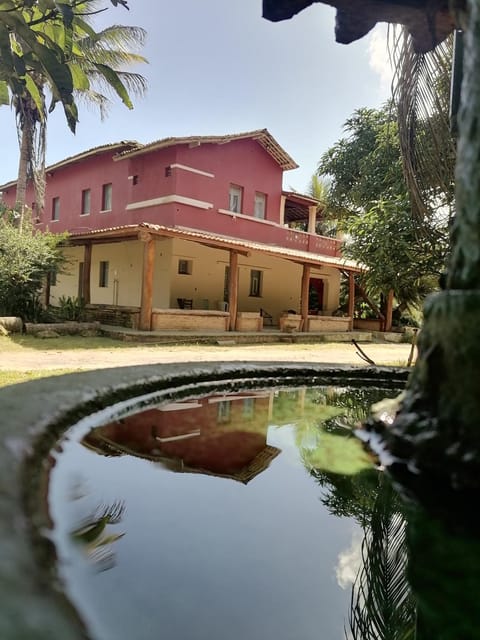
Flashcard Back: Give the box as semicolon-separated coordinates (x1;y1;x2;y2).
0;341;416;371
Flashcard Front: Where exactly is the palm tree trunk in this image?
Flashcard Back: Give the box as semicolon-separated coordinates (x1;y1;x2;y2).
15;112;33;232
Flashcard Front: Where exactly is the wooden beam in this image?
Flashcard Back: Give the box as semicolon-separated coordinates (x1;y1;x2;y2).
348;272;355;330
228;251;239;331
139;233;155;331
300;263;311;332
307;205;317;234
82;243;92;304
384;289;394;332
279;195;286;226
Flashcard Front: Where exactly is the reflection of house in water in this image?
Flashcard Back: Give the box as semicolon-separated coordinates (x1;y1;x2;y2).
83;392;281;484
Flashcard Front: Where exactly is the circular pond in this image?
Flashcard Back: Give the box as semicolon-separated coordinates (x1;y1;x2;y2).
43;380;401;640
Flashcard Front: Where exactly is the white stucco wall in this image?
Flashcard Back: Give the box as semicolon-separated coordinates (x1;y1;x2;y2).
49;246;84;304
170;239;341;321
51;238;341;321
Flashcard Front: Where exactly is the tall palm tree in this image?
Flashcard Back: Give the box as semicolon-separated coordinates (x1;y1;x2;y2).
13;0;147;225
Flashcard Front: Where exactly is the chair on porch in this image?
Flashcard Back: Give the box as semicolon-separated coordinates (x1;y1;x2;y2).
260;308;273;326
177;298;193;309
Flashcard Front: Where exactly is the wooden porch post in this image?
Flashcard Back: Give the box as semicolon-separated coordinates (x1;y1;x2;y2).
384;288;394;332
300;263;311;332
348;272;355;330
82;243;92;305
139;231;155;331
307;205;317;234
279;195;286;226
228;250;239;331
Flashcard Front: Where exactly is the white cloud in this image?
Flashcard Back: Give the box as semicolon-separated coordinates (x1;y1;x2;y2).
335;529;363;589
368;24;394;98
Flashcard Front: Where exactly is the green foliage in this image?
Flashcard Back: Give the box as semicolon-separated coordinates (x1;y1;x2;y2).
317;104;449;312
0;0;132;131
54;294;85;321
0;216;66;320
8;1;147;215
343;198;447;309
318;106;405;219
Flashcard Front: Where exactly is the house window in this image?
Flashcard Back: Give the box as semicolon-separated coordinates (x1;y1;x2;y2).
99;261;109;288
229;184;243;213
254;192;266;219
81;189;91;215
242;397;255;419
178;259;192;275
249;270;262;297
49;269;57;287
51;196;60;221
217;400;231;423
101;183;112;211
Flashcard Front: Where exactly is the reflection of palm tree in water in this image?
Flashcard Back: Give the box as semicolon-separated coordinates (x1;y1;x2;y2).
310;465;416;639
71;500;125;572
347;476;415;640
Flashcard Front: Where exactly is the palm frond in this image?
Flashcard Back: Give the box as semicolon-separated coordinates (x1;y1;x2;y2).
347;478;416;640
86;24;147;51
391;27;456;229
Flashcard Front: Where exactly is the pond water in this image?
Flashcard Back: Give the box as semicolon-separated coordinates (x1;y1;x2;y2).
42;383;480;640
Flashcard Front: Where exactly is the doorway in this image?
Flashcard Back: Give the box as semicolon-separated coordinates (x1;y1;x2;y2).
308;278;324;313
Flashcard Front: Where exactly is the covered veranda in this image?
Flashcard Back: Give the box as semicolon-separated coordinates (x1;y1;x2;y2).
61;223;363;333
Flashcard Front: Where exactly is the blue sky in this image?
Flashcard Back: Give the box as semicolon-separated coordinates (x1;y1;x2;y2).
0;0;392;193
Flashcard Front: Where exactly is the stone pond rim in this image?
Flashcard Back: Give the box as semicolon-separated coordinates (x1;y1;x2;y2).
0;361;409;639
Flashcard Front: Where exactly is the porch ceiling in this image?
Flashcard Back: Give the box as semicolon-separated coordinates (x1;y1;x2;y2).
67;222;363;272
283;190;322;222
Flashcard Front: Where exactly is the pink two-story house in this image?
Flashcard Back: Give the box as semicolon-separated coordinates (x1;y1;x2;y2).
0;129;360;332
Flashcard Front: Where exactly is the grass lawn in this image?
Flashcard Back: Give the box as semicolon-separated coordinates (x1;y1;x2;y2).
0;334;147;352
0;369;81;388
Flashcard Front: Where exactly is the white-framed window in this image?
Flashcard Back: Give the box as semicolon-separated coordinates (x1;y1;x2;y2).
249;269;262;297
254;192;266;219
99;261;109;288
81;188;91;215
101;183;112;211
242;397;255;419
51;196;60;221
178;259;192;275
217;400;231;423
229;184;243;213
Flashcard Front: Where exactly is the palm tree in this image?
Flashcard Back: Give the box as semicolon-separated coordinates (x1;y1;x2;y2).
307;173;338;237
390;27;456;229
12;0;148;225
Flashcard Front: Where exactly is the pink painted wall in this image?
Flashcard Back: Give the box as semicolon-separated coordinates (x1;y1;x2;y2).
1;147;132;234
173;138;282;220
0;138;344;257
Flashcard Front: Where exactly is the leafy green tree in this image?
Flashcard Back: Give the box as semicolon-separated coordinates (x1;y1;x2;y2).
318;105;449;314
317;106;406;220
342;198;447;311
0;212;66;320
